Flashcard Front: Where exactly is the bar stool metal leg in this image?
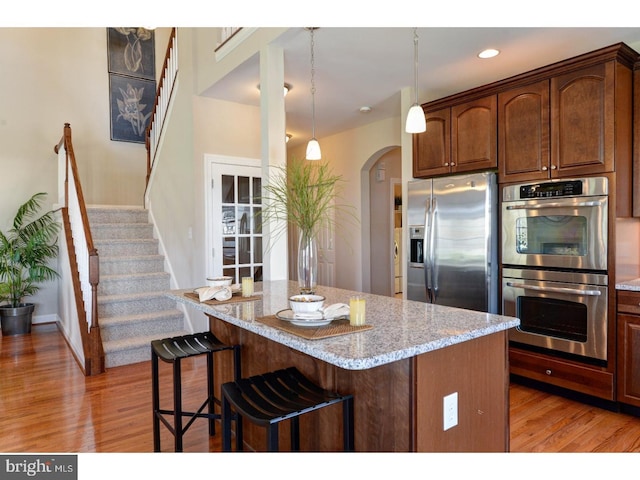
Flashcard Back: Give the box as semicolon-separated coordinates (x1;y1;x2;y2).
152;350;161;452
290;417;300;451
266;424;279;452
173;360;183;452
207;351;215;436
343;395;355;451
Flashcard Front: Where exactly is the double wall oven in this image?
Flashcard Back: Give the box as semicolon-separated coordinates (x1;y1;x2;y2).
501;177;609;364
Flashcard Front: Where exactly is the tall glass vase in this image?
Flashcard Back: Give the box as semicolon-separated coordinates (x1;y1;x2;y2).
297;229;318;294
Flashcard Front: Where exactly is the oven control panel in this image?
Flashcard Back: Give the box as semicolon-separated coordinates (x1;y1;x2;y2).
502;176;608;202
519;180;583;199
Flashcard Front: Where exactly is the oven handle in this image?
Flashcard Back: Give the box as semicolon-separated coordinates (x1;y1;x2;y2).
505;281;602;296
505;200;603;210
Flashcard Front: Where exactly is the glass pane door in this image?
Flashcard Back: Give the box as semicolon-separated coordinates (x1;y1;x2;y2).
210;161;263;284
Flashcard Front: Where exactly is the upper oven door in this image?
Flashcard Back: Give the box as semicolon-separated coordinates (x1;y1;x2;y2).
501;194;607;271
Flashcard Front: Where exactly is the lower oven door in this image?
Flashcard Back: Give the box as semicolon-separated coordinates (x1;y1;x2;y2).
502;268;608;361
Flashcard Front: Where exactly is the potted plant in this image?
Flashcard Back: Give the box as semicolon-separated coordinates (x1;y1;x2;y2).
260;159;356;293
0;192;60;336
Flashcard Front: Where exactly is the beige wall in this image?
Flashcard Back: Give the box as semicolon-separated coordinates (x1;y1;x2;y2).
369;148;402;296
0;26;408;323
288;116;403;292
0;27;169;320
148;29;263;300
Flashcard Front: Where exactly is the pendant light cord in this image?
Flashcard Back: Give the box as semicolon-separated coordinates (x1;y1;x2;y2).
310;28;317;139
413;27;419;105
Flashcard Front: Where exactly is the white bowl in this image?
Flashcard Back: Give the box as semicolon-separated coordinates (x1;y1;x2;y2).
289;294;325;314
207;276;233;287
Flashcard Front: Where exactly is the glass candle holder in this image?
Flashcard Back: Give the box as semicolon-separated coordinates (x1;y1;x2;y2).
241;277;254;297
349;295;366;326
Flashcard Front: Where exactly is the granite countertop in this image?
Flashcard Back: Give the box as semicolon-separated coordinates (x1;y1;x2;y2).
167;280;519;371
616;278;640;291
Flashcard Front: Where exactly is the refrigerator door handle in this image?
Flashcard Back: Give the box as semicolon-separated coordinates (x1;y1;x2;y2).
430;197;438;303
424;198;432;302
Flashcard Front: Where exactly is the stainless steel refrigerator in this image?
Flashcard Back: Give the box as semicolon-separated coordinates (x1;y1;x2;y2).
407;171;498;313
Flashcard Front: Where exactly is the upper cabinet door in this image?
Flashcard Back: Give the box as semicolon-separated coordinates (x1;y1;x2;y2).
451;95;497;174
413;107;451;178
551;62;615;177
498;80;550;183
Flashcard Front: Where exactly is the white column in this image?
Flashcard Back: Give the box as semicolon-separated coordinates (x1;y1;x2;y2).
400;86;415;299
259;44;288;281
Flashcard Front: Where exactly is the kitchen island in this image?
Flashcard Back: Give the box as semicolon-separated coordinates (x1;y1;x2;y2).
168;281;519;452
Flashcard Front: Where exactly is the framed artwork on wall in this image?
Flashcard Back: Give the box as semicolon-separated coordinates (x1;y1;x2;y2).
107;27;156;143
107;28;155;80
109;73;155;143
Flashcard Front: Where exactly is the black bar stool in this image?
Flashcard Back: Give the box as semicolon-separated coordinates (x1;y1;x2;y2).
221;367;354;452
151;331;241;452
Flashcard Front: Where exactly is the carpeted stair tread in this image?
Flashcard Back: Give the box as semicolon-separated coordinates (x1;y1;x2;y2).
103;330;188;353
85;205;188;368
100;309;184;327
103;330;189;368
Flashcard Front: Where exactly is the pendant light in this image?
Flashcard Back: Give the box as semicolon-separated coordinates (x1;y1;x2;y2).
306;27;321;160
405;27;426;134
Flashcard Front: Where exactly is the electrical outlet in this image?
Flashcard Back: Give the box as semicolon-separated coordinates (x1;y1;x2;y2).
443;392;458;431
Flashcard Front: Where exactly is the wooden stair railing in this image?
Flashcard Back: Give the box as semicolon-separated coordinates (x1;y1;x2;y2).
55;123;105;376
145;27;177;191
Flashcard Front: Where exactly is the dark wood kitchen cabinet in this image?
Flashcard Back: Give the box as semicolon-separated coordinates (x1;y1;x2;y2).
499;60;632;183
509;346;615;401
413;96;497;178
617;290;640;407
498;80;550;183
414;43;636;186
634;63;640;217
413;107;450;177
451;95;497;173
551;61;629;178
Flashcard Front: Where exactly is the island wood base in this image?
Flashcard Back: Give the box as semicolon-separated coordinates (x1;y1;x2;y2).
209;316;509;452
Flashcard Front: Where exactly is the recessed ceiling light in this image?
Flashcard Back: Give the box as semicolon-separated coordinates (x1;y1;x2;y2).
359;106;372;113
478;48;500;59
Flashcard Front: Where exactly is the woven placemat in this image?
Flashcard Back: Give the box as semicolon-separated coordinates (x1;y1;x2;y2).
184;291;261;305
257;315;373;340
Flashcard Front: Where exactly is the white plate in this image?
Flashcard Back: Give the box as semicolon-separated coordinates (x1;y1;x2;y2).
275;309;334;327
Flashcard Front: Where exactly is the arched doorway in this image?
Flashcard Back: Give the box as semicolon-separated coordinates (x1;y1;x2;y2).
361;146;402;296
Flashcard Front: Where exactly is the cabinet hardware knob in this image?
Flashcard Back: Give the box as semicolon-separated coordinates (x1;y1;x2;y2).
551;165;557;170
541;166;548;171
451;162;456;166
545;369;552;375
444;163;449;166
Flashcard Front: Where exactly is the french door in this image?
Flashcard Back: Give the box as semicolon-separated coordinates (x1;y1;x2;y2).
207;157;263;284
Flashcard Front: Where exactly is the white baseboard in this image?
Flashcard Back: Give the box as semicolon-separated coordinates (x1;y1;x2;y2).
32;313;60;325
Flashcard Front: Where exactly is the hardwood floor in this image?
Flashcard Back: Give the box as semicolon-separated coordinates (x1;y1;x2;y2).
2;323;640;453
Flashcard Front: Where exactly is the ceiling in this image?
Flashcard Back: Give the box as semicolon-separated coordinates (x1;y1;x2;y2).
202;27;640;149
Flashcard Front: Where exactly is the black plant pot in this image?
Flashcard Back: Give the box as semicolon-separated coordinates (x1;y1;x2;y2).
0;303;35;336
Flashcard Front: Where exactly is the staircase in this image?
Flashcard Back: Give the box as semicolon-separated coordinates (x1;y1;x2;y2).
88;206;187;368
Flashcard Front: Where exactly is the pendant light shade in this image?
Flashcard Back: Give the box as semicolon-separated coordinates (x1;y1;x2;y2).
306;27;322;160
406;104;426;133
406;28;426;134
306;138;321;160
